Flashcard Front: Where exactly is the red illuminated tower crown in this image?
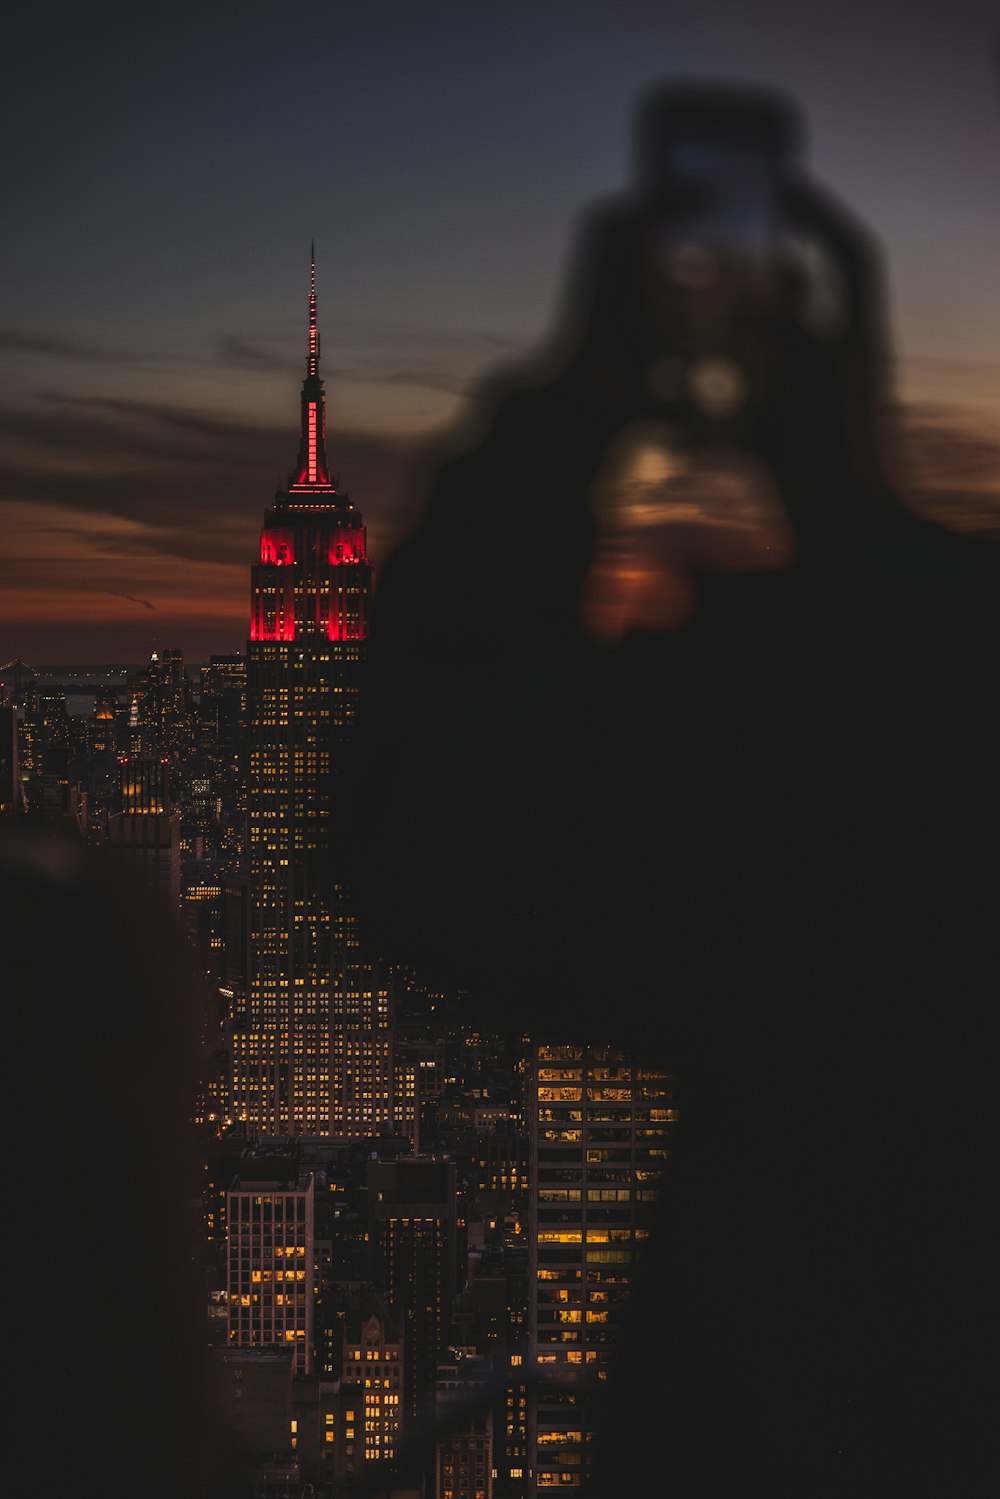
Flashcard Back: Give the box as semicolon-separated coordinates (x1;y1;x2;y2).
249;249;372;643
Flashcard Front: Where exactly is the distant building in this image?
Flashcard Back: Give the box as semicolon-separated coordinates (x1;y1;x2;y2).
105;754;181;905
33;770;87;837
341;1288;405;1469
226;1147;317;1376
210;1345;296;1467
436;1351;495;1499
394;1051;420;1151
17;680;71;790
527;1042;676;1493
0;685;26;818
126;646;194;760
368;1155;459;1433
461;1241;530;1496
476;1119;529;1218
198;652;247;759
90;688;120;758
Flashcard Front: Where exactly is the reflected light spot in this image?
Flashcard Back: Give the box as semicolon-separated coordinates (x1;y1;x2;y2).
581;425;793;643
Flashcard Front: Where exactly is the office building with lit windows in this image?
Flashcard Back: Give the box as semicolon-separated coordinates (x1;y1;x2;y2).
126;646;193;760
106;753;181;904
527;1042;676;1492
230;251;394;1136
226;1153;316;1376
0;685;26;818
368;1155;459;1433
435;1351;494;1499
340;1289;404;1468
198;652;247;758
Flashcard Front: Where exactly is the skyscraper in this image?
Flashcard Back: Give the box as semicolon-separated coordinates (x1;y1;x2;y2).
340;1289;405;1467
0;683;26;818
527;1041;676;1492
126;647;194;761
231;251;394;1137
106;753;181;904
368;1155;459;1434
227;1146;316;1375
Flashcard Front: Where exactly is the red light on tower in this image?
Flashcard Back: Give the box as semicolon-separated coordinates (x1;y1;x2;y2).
261;528;295;565
327;521;365;566
249;248;371;647
289;243;332;490
307;242;319;378
307;402;318;482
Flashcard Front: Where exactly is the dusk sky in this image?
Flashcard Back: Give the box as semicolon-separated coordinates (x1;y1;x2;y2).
2;0;998;665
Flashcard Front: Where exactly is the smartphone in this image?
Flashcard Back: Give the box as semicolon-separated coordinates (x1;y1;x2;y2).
662;138;780;262
634;82;803;265
630;83;807;428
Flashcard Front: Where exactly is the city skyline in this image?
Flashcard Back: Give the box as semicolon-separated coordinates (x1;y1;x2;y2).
2;0;999;665
3;15;996;1476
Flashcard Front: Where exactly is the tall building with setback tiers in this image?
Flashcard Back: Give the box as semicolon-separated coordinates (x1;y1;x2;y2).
231;250;394;1137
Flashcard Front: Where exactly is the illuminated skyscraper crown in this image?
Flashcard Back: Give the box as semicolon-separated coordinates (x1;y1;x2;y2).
250;249;372;644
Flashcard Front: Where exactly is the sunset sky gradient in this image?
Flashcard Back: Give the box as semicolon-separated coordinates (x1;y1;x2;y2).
2;0;997;665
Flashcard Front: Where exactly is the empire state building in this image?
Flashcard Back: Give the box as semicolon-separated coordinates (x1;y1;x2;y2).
231;250;394;1137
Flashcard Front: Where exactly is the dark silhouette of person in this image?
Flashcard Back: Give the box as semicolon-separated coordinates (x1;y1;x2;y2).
351;81;999;1495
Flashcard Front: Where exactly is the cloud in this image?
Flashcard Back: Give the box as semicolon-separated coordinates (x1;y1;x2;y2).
208;319;526;397
0;388;425;582
103;590;155;610
214;335;291;373
897;402;1000;484
304;319;530;401
369;366;474;397
0;328;147;364
327;319;524;358
892;403;1000;535
3;371;998;664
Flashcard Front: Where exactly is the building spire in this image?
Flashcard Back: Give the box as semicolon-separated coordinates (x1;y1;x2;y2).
290;243;332;489
308;239;319;378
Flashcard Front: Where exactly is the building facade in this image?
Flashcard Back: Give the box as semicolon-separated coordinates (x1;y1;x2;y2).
0;685;26;818
105;754;181;904
126;647;194;761
527;1041;676;1492
341;1290;405;1468
368;1155;460;1433
435;1352;494;1499
226;1154;317;1376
